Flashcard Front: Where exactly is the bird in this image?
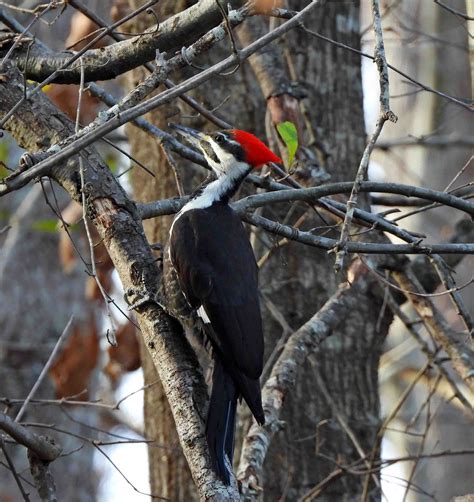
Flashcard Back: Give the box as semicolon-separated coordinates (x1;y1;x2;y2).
161;124;282;484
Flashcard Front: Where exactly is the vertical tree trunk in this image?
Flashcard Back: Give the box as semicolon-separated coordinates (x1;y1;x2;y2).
253;3;389;499
125;1;388;499
123;2;197;499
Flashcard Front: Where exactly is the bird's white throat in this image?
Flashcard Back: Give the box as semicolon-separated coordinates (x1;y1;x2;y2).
169;160;249;237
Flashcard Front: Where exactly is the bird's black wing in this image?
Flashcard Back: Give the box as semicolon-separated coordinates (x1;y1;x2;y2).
169;202;264;380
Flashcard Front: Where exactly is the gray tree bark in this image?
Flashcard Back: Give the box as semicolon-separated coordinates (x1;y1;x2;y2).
253;3;388;499
122;1;198;498
131;0;389;499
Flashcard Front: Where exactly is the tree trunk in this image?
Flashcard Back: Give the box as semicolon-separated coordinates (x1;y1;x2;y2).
253;3;388;499
126;0;389;499
123;1;197;499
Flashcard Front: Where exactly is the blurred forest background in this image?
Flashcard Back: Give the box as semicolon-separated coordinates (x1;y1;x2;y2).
0;0;472;501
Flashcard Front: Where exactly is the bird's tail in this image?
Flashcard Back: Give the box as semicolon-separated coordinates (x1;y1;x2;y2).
206;357;238;484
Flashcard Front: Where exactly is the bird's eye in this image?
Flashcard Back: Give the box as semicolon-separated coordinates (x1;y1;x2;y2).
214;134;225;144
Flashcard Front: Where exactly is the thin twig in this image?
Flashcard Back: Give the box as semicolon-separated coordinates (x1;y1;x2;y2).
334;0;397;271
76;58;117;346
1;3;51;65
298;27;472;111
313;366;385;498
93;444;169;500
385;294;472;413
394;270;474;392
0;436;30;501
15;316;74;422
160;145;184;197
433;0;474;21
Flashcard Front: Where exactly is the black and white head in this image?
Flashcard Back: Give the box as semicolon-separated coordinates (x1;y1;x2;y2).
171;124;282;178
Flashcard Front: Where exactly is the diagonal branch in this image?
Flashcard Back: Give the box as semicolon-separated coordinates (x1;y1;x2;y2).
0;0;246;84
0;59;239;500
393;270;474;393
0;0;322;196
0;413;61;462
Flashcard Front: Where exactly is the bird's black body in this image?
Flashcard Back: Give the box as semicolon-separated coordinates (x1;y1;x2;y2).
163;201;264;483
161;124;279;484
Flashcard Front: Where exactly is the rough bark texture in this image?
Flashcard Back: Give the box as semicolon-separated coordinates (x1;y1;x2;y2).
1;60;242;500
123;1;197;499
252;3;388;499
130;1;385;498
2;0;245;83
0;1;394;499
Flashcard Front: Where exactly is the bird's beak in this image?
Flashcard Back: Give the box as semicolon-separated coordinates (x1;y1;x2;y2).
169;124;209;149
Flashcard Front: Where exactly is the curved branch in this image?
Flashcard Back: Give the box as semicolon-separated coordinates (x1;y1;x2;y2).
233;181;474;217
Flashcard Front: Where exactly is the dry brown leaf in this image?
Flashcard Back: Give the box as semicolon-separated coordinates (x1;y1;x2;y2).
49;317;99;399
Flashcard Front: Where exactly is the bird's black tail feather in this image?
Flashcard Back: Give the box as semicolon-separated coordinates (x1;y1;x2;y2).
206;357;238;484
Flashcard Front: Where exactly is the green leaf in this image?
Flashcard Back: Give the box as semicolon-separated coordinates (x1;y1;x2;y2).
0;210;11;221
0;141;10;179
0;164;9;179
0;141;9;164
31;219;59;233
105;153;118;174
276;121;298;168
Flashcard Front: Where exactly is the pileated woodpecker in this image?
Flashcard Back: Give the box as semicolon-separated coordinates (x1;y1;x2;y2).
162;125;281;483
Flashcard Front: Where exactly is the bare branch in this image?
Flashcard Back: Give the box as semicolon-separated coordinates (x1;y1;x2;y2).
15;316;74;422
0;413;61;461
65;0;231;128
0;436;31;501
0;0;246;84
334;0;397;271
433;0;474;21
0;0;159;128
393;270;474;393
382;289;472;412
0;6;209;166
299;27;473;111
0;0;322;196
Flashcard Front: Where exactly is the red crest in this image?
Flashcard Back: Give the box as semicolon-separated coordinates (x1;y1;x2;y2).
231;130;282;167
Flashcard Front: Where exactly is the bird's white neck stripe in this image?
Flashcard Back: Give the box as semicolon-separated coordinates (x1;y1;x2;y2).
169;162;249;237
